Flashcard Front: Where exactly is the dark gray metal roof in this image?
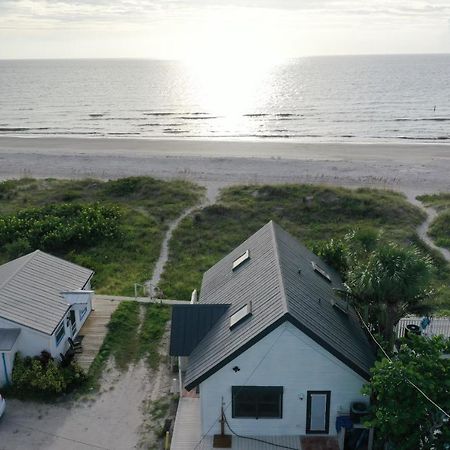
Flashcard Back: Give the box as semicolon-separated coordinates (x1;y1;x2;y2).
183;221;375;390
0;250;94;335
0;328;21;351
170;304;229;356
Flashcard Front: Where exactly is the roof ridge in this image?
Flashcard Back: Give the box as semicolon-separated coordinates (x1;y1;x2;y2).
269;220;289;314
0;250;38;292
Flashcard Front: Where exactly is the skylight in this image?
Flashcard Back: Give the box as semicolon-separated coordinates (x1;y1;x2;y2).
230;303;252;329
311;261;332;283
232;250;250;271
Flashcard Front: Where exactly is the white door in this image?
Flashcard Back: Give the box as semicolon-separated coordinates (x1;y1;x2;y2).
306;391;330;434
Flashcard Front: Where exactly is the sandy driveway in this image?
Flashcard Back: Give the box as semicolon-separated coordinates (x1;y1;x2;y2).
0;334;173;450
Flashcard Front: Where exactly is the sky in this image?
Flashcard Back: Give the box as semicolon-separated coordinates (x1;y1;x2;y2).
1;0;450;60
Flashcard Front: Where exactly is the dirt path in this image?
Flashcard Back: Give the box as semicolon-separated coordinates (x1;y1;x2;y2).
0;303;174;449
146;184;218;297
0;358;170;450
408;195;450;262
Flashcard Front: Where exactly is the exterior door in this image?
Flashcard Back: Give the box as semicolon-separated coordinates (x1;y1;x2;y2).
69;310;77;337
306;391;331;434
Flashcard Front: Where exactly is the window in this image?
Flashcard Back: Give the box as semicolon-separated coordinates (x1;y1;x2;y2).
232;386;283;419
55;323;65;346
230;303;252;329
79;306;88;321
311;261;332;283
232;250;250;271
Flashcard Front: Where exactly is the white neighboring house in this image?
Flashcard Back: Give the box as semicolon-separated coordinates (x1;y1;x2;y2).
0;250;94;387
170;221;375;441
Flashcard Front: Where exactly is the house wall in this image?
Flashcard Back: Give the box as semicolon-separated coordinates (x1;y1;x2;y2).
62;291;93;335
0;291;93;362
0;317;53;357
0;337;19;387
199;321;368;436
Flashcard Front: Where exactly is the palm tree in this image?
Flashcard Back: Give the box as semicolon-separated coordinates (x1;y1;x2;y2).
345;242;434;343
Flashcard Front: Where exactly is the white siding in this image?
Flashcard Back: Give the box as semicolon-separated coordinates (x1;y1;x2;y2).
199;322;368;436
0;336;19;387
0;292;92;362
0;316;53;357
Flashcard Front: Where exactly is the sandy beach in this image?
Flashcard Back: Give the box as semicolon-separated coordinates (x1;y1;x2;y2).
0;137;449;200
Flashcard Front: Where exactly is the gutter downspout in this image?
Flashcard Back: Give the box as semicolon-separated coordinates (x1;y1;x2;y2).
178;356;183;398
1;352;10;386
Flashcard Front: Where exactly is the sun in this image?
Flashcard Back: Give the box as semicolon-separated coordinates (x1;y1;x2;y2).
180;9;286;117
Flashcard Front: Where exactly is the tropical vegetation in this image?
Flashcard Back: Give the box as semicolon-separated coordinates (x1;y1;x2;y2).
316;230;435;343
6;351;86;399
364;335;450;450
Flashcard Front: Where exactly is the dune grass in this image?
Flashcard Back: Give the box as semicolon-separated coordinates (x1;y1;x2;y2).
159;184;427;300
417;193;450;250
0;177;203;296
86;301;170;389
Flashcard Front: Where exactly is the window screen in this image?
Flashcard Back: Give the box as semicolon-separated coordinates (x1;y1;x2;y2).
55;323;65;346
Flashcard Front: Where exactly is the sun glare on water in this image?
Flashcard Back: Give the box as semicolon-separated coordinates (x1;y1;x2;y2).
180;11;286;125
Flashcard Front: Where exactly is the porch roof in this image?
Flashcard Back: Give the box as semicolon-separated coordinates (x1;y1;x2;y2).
0;328;21;351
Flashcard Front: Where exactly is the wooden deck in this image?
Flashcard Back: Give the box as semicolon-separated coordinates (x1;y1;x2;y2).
75;296;120;371
171;397;202;450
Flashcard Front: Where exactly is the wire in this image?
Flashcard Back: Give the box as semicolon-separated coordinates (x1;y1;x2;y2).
223;413;299;450
6;421;109;449
193;327;287;449
354;307;450;420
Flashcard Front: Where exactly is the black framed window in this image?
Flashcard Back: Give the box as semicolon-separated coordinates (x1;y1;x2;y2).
232;386;283;419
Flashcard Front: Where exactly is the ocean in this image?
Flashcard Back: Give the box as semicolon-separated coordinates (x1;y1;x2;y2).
0;54;449;143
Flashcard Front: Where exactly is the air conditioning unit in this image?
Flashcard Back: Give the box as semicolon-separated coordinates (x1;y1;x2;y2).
350;401;369;424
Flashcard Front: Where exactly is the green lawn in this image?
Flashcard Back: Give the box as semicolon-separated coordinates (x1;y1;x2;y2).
0;177;204;295
159;184;428;300
417;193;450;250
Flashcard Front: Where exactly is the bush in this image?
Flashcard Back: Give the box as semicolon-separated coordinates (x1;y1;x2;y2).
9;352;86;399
3;238;32;259
429;209;450;249
0;203;121;254
313;238;349;276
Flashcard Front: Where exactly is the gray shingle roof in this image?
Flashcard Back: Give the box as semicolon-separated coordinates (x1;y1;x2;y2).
0;328;21;351
0;250;93;335
183;221;375;390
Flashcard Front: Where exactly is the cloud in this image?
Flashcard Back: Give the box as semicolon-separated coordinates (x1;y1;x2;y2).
3;0;450;25
1;0;449;58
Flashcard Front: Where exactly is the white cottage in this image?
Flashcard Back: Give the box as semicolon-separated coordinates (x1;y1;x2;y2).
170;221;375;446
0;250;94;387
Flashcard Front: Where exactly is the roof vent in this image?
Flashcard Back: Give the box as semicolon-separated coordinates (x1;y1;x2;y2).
230;302;252;329
332;300;349;315
311;261;332;283
232;250;250;271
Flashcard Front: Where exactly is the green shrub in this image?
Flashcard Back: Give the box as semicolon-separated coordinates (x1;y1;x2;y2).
3;238;32;259
10;352;86;399
0;203;121;253
428;209;450;249
313;238;349;276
